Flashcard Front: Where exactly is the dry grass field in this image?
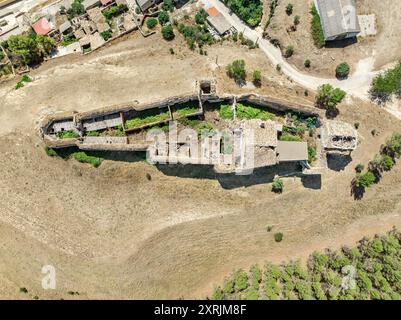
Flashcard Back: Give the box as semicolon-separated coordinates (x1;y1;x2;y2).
0;18;401;300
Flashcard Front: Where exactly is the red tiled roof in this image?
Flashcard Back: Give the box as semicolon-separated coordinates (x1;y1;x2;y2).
100;0;113;5
32;17;53;35
207;6;219;17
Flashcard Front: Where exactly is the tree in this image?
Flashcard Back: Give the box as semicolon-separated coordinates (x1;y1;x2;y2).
336;62;350;78
195;9;208;25
226;59;246;83
161;25;174;40
67;0;84;19
274;232;283;242
158;11;170;25
162;0;174;12
146;17;158;30
7;33;55;65
286;3;294;15
272;177;283;193
354;172;376;188
315;84;346;109
252;69;262;86
284;45;294;58
304;59;311;68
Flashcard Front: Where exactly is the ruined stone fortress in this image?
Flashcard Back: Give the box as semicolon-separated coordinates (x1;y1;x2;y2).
40;80;358;175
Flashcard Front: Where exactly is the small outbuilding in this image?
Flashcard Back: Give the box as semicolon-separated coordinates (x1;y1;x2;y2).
315;0;360;41
206;7;232;36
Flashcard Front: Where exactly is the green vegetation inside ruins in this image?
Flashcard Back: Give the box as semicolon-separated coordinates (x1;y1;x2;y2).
219;104;234;119
222;0;263;27
102;4;128;21
211;229;401;300
73;152;103;167
308;145;317;163
174;102;200;117
279;134;301;142
57;130;80;139
370;61;401;103
310;4;325;49
236;103;275;120
60;35;78;47
87;131;100;137
125;110;170;129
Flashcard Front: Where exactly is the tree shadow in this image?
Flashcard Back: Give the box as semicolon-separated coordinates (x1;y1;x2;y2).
351;181;365;200
301;174;322;190
156;162;304;190
327;154;352;172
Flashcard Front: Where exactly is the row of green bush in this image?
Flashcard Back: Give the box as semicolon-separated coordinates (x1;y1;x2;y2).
310;4;325;49
352;133;401;195
125;111;170;129
211;229;401;300
370;61;401;103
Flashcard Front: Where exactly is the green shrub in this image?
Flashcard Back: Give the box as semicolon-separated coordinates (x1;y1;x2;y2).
45;146;58;157
146;173;152;181
125;110;170;129
19;287;28;293
100;30;113;41
370;61;401;103
252;69;262;86
146;17;158;30
355;164;364;173
158;10;170;25
60;34;78;46
226;59;246;82
161;25;175;40
354;171;376;188
15;74;32;89
304;59;311;68
67;0;84;19
284;45;294;58
308;145;316;163
195;9;208;25
102;4;128;20
57;130;80;139
162;0;174;12
310;4;325;48
279;134;301;142
73;152;103;167
272;177;283;193
316;84;346;109
294;15;300;25
219;104;234;119
274;232;283;242
286;3;294;15
234;270;249;291
236;103;274;120
336;62;350;78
